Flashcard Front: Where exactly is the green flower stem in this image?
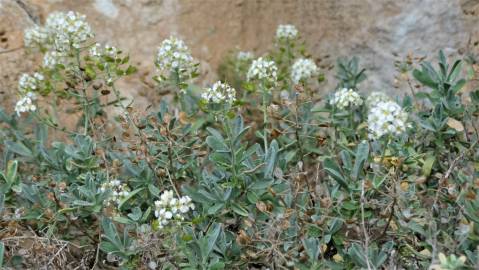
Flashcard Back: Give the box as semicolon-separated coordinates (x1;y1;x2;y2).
32;111;75;135
261;83;269;156
173;68;186;113
330;105;337;151
74;49;89;135
225;118;238;186
294;91;304;166
380;136;391;165
350;109;355;128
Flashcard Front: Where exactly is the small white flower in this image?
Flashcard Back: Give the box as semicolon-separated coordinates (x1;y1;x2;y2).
24;25;49;49
45;11;94;52
33;72;44;81
247;57;278;85
164;211;173;219
330;88;363;110
179;205;189;213
291;58;318;84
99;179;130;207
89;43;101;57
155;36;195;82
18;73;44;93
43;51;65;69
89;43;119;59
154;190;195;230
365;91;391;108
15;92;37;116
276;24;298;40
201;81;236;104
367;101;409;139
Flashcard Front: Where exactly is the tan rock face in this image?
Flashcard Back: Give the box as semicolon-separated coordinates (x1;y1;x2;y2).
1;0;479;112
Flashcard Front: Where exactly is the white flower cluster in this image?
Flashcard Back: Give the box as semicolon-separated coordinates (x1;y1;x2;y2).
276;24;298;40
330;88;363;109
24;25;49;49
89;43;122;84
44;11;94;52
25;11;93;52
89;43;119;59
43;51;65;69
156;36;195;78
365;91;391;108
18;73;44;93
15;92;37;116
237;51;254;61
367;101;409;139
291;58;318;84
247;57;278;85
99;179;130;207
154;190;195;230
15;73;44;116
201;81;236;104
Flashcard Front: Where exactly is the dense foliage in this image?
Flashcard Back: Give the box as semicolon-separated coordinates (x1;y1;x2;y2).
1;12;479;270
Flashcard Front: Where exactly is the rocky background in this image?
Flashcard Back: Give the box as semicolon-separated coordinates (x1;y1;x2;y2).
1;0;479;111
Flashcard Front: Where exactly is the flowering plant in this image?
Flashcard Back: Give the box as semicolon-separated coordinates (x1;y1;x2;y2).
1;12;478;270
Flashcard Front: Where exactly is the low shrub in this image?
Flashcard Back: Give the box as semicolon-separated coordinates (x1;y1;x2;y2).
0;12;478;270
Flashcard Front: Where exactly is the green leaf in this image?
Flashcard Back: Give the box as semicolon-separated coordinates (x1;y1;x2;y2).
118;187;145;209
121;55;130;64
148;184;160;196
206;136;229;152
351;141;369;181
465;201;479;223
72;200;95;206
339;150;352;171
125;65;138;75
231;202;249;216
421;155;435;176
264;140;279;178
375;241;394;267
373;175;387;189
451;78;466;94
246;191;259;204
113;216;135;224
328;218;344;234
141;207;152;223
209;261;225;270
342;201;358;210
348;243;368;268
99;241;117;254
206;128;229;152
413;69;437;89
249;179;273;190
101;218;123;249
6;141;33;157
418;119;436;132
11;184;22;193
324;158;349;190
0;242;4;267
127;207;142;221
447;60;462;82
0;194;4;213
199;223;221;263
470;90;479;103
85;65;96;80
6;160;18;186
307;224;322;237
207;203;224;215
302;238;320;263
